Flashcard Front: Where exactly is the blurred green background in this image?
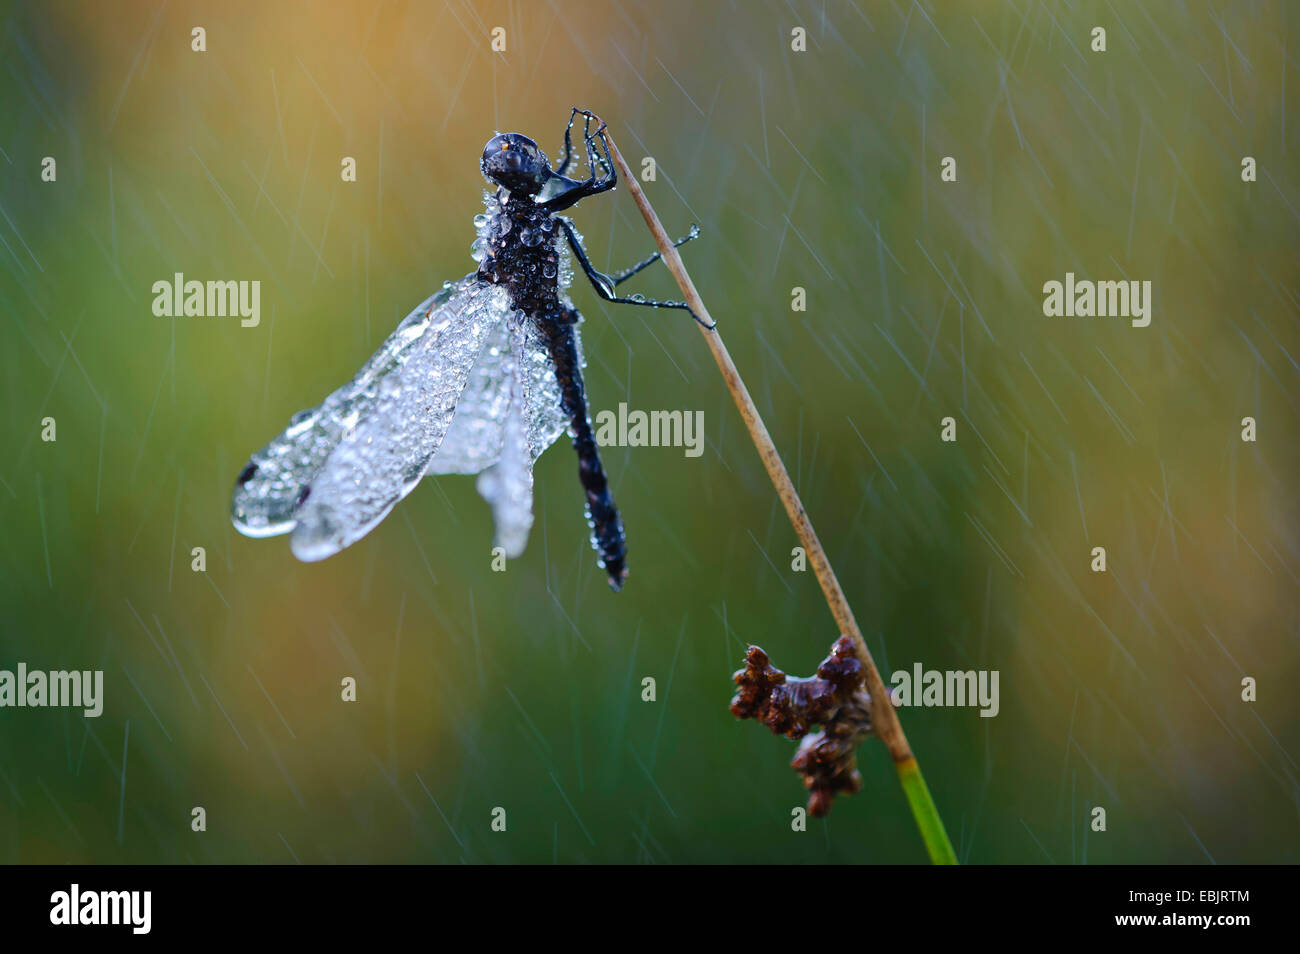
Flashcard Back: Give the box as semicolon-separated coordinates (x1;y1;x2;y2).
1;0;1297;864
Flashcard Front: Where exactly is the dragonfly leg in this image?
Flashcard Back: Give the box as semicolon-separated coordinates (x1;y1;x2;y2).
553;109;613;183
557;217;714;329
583;116;615;181
554;107;587;177
608;224;701;286
541;112;616;212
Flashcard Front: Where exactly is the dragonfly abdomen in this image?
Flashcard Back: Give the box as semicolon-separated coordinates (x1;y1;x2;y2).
538;311;628;591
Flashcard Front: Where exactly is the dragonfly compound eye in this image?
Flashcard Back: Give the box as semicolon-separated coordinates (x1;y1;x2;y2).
480;133;550;195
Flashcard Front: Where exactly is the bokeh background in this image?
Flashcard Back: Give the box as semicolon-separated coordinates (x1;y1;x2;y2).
1;0;1297;864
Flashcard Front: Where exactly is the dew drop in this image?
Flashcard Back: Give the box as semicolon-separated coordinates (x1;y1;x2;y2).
287;410;314;436
473;213;488;229
521;227;542;247
543;262;557;278
470;237;486;262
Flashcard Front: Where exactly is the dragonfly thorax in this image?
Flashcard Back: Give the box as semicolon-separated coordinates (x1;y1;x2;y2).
474;190;563;319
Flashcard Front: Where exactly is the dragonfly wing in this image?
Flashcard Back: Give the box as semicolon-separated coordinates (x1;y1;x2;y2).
231;281;467;539
428;311;571;475
474;320;534;559
288;279;511;561
439;314;572;559
519;316;572;461
230;274;510;560
424;320;513;475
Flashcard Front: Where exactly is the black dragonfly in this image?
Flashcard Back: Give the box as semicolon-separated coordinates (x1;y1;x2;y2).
231;109;707;591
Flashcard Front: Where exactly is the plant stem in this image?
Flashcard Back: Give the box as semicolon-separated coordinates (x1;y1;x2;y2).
601;124;957;865
898;757;959;864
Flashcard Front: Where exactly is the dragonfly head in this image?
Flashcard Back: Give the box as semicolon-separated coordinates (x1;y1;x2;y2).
481;133;551;196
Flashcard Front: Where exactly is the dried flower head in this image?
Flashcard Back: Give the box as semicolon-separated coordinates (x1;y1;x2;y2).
730;635;873;817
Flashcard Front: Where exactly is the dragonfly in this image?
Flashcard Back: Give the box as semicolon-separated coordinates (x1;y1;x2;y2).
231;109;707;591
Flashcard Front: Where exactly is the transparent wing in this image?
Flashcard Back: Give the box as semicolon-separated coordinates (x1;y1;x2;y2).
428;312;571;475
424;320;513;475
474;320;534;558
288;280;511;561
431;313;573;559
520;316;575;461
230;274;510;560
